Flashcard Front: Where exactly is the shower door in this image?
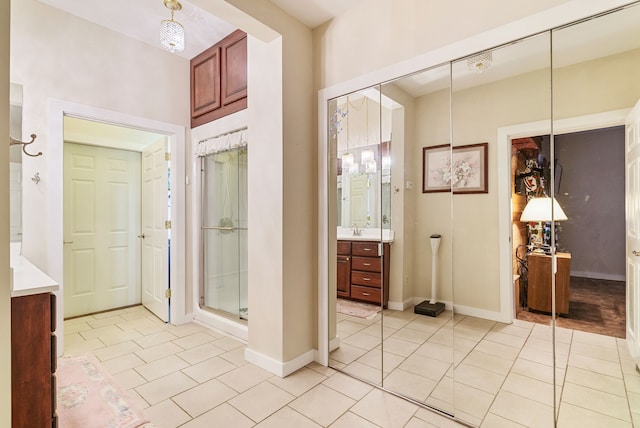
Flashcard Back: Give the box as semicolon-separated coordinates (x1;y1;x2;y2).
201;147;248;319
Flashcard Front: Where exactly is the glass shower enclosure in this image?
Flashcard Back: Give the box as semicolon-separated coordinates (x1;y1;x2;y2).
201;147;248;320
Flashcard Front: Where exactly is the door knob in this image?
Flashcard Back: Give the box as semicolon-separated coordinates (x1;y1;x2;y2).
633;250;640;256
138;234;146;239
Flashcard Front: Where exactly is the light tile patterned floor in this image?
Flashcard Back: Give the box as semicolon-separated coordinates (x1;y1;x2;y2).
62;305;640;427
331;307;640;427
61;306;462;427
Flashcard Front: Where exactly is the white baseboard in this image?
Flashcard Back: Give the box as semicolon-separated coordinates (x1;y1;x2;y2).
387;298;414;311
453;303;508;323
244;347;315;378
571;270;625;282
193;309;248;342
390;297;505;323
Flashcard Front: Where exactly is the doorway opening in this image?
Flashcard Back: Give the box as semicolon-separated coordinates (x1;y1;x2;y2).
510;126;625;338
62;116;172;322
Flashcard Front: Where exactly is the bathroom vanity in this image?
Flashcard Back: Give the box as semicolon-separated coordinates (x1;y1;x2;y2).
10;244;59;427
337;237;391;308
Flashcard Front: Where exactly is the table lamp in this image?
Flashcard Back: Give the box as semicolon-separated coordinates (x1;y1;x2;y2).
520;196;568;253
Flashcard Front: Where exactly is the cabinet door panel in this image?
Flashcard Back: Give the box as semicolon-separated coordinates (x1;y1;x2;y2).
337;255;351;297
222;31;248;105
337;241;351;256
191;48;221;119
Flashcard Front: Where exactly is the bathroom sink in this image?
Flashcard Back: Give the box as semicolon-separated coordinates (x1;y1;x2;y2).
336;227;394;243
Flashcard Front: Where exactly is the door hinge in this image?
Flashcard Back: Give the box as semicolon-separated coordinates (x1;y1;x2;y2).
165;152;171;161
165;289;172;298
165;220;171;229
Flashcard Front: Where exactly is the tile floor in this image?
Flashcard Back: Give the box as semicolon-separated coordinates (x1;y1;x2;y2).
331;306;640;427
62;304;640;427
61;306;463;428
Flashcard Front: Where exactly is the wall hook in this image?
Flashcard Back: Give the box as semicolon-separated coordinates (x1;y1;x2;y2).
31;172;40;184
10;133;42;157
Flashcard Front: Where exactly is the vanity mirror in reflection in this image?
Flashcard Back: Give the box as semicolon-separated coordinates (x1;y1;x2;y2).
335;92;392;232
9;83;23;243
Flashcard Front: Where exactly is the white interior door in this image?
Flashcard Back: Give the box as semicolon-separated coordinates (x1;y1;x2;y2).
626;99;640;359
141;138;170;322
64;143;141;318
350;173;369;226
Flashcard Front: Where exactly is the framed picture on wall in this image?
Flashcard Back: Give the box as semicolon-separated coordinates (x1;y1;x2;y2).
422;144;451;193
451;142;488;194
422;142;488;194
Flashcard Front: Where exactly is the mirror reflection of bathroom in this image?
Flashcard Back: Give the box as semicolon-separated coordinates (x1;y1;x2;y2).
330;86;387;386
9;83;23;243
335;91;392;236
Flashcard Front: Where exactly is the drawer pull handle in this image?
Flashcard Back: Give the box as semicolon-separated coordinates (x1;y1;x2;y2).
363;248;372;251
634;250;640;257
363;263;371;266
363;278;371;281
362;292;371;296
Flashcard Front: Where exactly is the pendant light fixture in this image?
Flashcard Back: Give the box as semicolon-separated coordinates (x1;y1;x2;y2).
160;0;185;53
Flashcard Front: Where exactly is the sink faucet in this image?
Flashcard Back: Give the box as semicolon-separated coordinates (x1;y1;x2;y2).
352;223;362;236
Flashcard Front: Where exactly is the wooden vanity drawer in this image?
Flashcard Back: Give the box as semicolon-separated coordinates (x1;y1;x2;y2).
337;241;351;256
352;256;381;272
352;242;379;256
352;271;381;287
351;285;381;303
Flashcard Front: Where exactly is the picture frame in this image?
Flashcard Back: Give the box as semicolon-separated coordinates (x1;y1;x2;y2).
422;142;488;194
422;144;452;193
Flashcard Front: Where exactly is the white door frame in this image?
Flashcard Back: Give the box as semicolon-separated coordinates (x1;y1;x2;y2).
497;108;630;323
47;99;187;355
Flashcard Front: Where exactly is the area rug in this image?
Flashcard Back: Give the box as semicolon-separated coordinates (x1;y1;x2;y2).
57;354;151;428
337;299;381;319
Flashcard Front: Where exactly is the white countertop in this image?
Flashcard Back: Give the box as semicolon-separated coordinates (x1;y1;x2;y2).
337;228;394;243
10;243;59;298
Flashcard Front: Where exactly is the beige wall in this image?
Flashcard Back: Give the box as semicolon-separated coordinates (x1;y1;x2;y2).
12;0;316;374
407;49;640;313
220;0;316;366
11;0;190;268
1;0;11;423
313;0;573;88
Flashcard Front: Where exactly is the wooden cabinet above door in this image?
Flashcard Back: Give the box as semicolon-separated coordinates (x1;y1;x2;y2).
191;29;247;128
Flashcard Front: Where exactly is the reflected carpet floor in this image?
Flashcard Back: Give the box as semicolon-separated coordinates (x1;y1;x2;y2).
57;354;152;428
517;276;625;338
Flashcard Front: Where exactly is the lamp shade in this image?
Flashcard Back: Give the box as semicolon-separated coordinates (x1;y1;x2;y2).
520;196;568;222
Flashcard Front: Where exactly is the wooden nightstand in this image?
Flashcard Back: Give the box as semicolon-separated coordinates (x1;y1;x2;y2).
527;252;571;315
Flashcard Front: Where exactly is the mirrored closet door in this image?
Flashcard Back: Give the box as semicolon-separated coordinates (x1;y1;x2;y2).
326;2;640;426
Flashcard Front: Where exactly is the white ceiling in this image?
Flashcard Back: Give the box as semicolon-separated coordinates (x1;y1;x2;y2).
36;0;640;96
269;0;363;28
37;0;361;60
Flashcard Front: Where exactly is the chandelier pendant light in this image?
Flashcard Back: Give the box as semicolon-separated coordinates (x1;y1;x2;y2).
467;51;493;74
160;0;185;53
